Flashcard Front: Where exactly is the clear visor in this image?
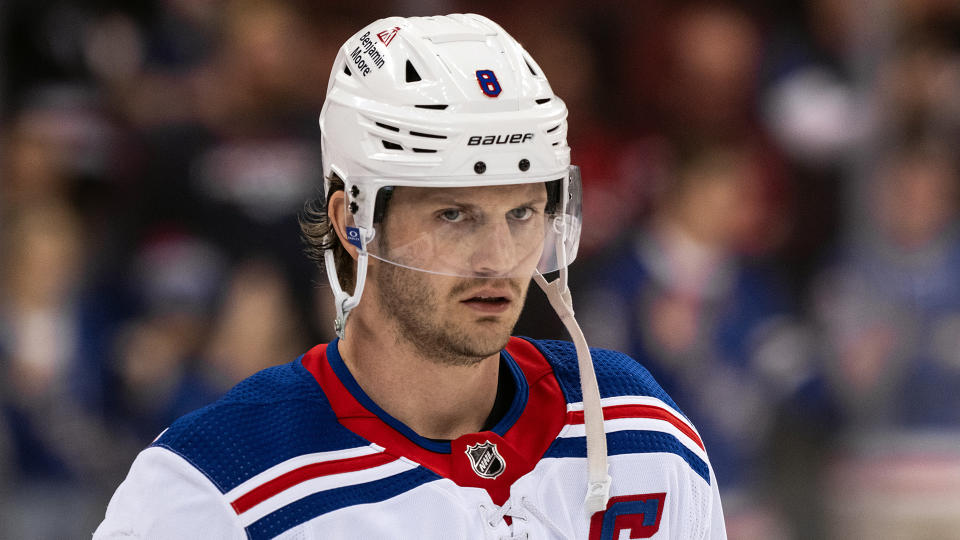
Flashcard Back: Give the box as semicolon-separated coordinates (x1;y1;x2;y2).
346;166;582;278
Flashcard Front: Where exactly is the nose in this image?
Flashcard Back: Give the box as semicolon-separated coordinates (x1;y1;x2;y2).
469;218;518;277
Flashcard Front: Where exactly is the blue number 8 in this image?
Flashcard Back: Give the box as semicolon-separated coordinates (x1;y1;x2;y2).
476;70;502;97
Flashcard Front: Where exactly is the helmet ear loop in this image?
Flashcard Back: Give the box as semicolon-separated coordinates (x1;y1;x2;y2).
325;248;368;339
325;186;371;339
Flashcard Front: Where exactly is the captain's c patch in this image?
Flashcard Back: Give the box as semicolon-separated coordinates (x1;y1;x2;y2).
588;493;666;539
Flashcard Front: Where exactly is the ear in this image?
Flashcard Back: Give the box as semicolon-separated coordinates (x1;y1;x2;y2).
328;190;360;260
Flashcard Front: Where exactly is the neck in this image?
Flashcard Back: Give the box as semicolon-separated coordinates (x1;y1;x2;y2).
338;305;501;441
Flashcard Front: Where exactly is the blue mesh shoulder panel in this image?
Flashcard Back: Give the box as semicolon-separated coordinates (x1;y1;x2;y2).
152;358;370;493
529;339;710;483
525;338;684;414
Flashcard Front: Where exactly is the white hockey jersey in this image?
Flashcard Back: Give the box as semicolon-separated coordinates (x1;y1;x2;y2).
95;338;725;539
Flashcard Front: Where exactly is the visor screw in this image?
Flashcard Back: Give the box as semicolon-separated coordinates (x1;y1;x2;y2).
474;161;486;174
350;185;360;197
518;158;530;172
349;202;358;214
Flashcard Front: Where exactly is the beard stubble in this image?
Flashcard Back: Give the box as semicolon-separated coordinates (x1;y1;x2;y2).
374;262;526;367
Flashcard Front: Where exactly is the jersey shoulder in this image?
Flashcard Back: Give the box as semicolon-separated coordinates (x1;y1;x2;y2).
523;338;713;485
108;351;441;539
523;338;682;411
153;356;368;494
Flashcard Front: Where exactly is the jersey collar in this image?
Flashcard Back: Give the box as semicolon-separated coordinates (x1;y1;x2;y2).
323;338;529;454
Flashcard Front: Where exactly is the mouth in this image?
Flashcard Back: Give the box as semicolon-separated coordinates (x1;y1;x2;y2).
460;289;513;314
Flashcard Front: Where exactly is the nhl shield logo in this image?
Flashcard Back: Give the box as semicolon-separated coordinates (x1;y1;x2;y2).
465;441;506;479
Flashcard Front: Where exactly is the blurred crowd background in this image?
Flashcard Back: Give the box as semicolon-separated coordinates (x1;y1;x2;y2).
1;0;959;538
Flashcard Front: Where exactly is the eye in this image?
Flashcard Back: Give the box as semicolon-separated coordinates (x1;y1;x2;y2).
508;206;534;221
438;208;464;223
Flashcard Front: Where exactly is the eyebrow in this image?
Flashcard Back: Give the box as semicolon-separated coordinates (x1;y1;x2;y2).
415;194;549;208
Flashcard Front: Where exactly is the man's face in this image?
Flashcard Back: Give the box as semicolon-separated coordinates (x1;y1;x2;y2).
370;183;548;365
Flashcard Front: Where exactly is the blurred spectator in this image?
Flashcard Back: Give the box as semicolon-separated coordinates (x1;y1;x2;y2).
111;237;307;441
200;257;308;390
812;139;960;536
814;140;960;427
762;0;869;167
1;89;121;209
111;231;228;441
879;33;960;145
1;203;86;411
0;202;134;537
113;0;341;344
575;142;823;539
658;3;765;145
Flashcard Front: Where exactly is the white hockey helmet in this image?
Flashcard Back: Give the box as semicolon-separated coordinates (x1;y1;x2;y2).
320;14;582;330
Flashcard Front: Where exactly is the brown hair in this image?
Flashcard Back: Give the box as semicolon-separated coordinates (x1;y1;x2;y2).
299;175;355;292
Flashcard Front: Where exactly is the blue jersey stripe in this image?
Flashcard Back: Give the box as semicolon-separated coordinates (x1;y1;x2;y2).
546;430;710;484
245;466;442;539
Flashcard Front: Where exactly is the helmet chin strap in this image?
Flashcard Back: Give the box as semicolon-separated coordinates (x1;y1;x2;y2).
534;268;611;515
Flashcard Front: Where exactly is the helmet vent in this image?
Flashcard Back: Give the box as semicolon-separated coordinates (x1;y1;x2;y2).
525;58;538;76
405;60;422;83
415;104;448;110
546;124;561;133
412;148;437;153
535;98;552;105
344;65;351;76
382;140;403;150
410;130;446;139
376;122;400;132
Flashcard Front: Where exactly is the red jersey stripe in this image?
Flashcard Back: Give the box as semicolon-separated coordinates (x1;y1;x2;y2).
231;452;396;514
567;404;704;451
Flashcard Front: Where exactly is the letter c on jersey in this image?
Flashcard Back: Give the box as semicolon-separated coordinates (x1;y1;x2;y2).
588;493;666;540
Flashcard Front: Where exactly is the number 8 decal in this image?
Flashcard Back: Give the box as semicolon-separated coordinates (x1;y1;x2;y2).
476;70;502;97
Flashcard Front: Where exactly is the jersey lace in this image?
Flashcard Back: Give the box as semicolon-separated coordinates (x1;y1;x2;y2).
481;496;572;540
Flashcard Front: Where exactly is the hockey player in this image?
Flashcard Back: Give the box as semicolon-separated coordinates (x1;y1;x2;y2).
96;14;725;539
